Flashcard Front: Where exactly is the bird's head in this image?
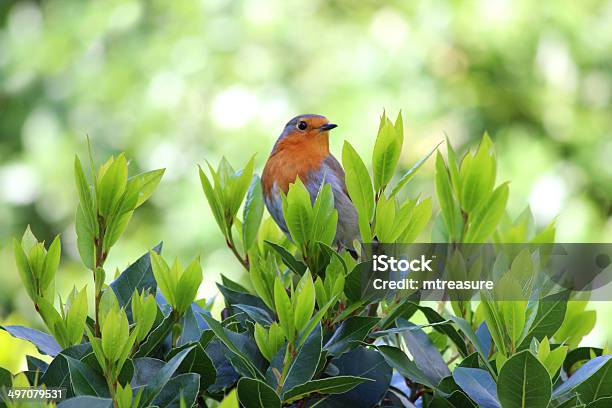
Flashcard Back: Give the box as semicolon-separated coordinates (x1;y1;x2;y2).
272;114;337;153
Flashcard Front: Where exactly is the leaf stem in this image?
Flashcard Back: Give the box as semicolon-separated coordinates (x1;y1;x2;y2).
225;225;249;270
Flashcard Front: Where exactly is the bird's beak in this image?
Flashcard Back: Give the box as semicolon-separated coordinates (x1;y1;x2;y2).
319;123;338;132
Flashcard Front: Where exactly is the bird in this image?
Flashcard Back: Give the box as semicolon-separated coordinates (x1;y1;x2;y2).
261;114;359;251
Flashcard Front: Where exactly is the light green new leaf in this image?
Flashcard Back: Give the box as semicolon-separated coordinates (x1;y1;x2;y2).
65;287;88;346
175;258;203;314
274;278;294;343
399;198;433;243
13;238;36;300
390;141;441;197
40;235;61;296
150;252;176;307
97;154;128;217
460;133;496;213
243;175;265;251
435;151;462;242
464;183;509;243
198;165;227;235
131;168;165;208
342;141;374;222
293;272;315;333
283;178;313;247
372;116;401;192
101;308;129;362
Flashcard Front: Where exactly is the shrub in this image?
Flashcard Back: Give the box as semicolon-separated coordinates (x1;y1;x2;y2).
1;113;610;408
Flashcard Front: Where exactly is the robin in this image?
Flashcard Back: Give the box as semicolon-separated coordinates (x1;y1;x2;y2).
261;114;359;251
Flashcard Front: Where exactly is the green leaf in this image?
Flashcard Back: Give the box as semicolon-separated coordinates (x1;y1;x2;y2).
264;241;307;275
101;308;129;362
453;368;501;408
497;350;551;408
464;183;509;243
281;324;322;395
372;114;401;192
310;183;337;246
218;389;239;408
58;396;113;408
175;258;203;315
237;377;281;408
435;151;462;242
390;141;441;197
131;168;165;208
274;278;294;343
41;235;61;295
97;154;128;217
66;356;110;397
132;290;158;343
586;397;612;408
324;316;378;357
199;165;227;235
167;343;217;392
243;175;265;251
283;376;371;404
518;291;568;350
65;287;88;346
283;178;313;247
150;252;176;307
250;259;275;311
200;314;262;379
553;356;612;399
376;345;435;389
13;238;36;300
575;358;612;403
0;325;61;357
342;141;374;222
397;319;450;385
460;133;496;213
293;271;315;334
76;205;96;269
110;243;161;309
450;316;495;374
138;345;196;407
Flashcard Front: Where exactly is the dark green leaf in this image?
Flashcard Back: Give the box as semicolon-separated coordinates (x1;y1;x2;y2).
138;345;195;407
152;373;200;408
283;376;371;403
518;291;569;350
110;243;162;316
237;377;281;408
281;324;322;395
553;356;612;399
66;356;110;397
497;350;551;408
319;347;392;408
397;319;450;385
324;316;378;357
1;325;61;357
453;368;501;408
376;345;434;389
265;241;307;275
58;396;113;408
167;343;216;392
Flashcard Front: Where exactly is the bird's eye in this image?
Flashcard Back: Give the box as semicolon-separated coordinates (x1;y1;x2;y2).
297;121;307;130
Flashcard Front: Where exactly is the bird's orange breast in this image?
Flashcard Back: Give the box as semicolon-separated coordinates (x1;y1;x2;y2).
262;133;329;196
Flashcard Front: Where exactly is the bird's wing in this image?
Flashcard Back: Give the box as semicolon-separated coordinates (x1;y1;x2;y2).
321;154;351;200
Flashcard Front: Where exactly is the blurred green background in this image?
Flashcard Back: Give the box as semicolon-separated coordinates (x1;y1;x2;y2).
1;0;611;371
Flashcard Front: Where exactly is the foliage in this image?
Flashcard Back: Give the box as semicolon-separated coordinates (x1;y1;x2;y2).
1;113;610;407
